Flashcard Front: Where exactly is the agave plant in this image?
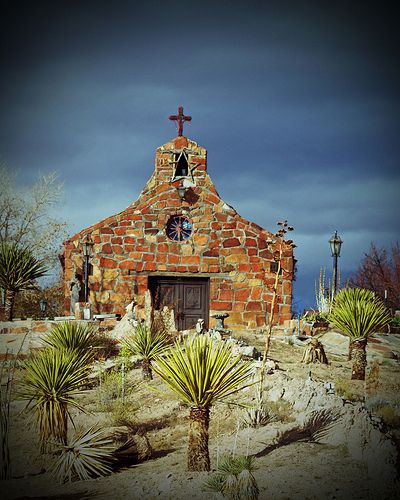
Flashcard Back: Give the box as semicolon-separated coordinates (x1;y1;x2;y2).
330;288;391;380
153;334;254;471
18;348;90;452
0;242;47;320
121;322;169;380
52;426;114;483
42;321;99;359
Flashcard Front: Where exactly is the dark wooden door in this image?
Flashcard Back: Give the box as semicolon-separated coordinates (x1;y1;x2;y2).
150;277;209;331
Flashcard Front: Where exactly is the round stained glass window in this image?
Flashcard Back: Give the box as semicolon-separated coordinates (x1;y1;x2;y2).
166;215;193;241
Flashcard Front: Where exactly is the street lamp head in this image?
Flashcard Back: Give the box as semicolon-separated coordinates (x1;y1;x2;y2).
82;235;94;257
329;230;343;257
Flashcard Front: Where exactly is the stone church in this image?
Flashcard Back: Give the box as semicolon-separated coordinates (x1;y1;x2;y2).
62;108;294;332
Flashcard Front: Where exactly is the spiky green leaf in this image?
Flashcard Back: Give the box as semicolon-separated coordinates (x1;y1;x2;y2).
153;334;254;408
330;288;391;339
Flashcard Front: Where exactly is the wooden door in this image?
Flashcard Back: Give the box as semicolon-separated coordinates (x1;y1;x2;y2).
150;277;209;331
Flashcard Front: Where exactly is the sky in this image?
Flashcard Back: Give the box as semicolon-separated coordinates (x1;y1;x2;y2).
1;0;399;313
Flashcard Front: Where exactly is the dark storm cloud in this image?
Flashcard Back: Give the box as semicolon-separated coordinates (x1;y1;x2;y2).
1;0;399;309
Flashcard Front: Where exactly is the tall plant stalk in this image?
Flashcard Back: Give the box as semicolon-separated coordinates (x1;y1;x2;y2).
0;352;15;479
259;221;294;401
0;335;26;479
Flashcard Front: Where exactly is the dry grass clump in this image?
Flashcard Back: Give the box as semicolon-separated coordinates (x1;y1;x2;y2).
334;378;364;402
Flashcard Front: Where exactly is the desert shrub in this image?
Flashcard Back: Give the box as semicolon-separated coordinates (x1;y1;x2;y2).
375;406;400;428
334;378;363;402
391;316;400;327
121;322;169;380
52;426;114;483
267;399;294;422
96;370;129;412
110;400;138;427
18;348;90;452
42;321;99;359
241;387;273;428
204;455;259;499
92;333;120;361
365;396;400;428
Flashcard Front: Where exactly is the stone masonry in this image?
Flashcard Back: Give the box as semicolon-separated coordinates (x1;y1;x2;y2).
62;135;294;332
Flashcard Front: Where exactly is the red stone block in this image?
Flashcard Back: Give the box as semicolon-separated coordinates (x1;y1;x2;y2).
238;264;251;272
235;289;251;301
246;301;262;311
100;227;114;234
258;238;267;249
168;254;180;264
111;237;122;244
210;301;233;311
125;245;135;252
205;194;221;205
112;245;123;254
181;256;200;265
176;266;187;272
203;249;219;257
143;253;155;261
174;136;188;148
125;236;135;244
256;315;266;327
158;243;169;253
248;248;257;256
188;266;199;273
119;260;135;269
144;262;156;271
251;288;262;300
220;289;234;301
245;238;257;247
209;265;220;273
100;257;117;268
259;249;272;259
115;282;133;294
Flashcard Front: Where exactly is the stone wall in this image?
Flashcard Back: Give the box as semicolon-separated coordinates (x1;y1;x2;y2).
63;136;294;331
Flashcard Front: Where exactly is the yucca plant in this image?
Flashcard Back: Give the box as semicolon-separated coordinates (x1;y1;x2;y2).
42;321;99;360
330;288;391;380
204;454;259;499
18;348;90;452
0;242;47;320
52;426;114;483
121;322;169;380
153;334;254;471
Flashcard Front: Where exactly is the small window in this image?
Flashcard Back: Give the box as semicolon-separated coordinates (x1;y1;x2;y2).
175;152;188;176
270;262;279;273
166;215;193;241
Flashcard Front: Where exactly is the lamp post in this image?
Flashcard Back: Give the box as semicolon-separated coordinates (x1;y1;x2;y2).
82;235;93;303
329;230;343;296
39;298;47;319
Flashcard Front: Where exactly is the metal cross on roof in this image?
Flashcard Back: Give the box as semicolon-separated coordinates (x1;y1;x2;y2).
169;106;192;136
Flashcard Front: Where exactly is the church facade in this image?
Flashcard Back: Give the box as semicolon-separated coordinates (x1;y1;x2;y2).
63;114;294;331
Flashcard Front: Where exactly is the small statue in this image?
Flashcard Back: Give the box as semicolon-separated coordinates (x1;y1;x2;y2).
196;318;205;335
70;273;81;314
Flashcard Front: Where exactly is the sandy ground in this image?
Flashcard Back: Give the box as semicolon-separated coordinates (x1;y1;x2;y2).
2;335;400;500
